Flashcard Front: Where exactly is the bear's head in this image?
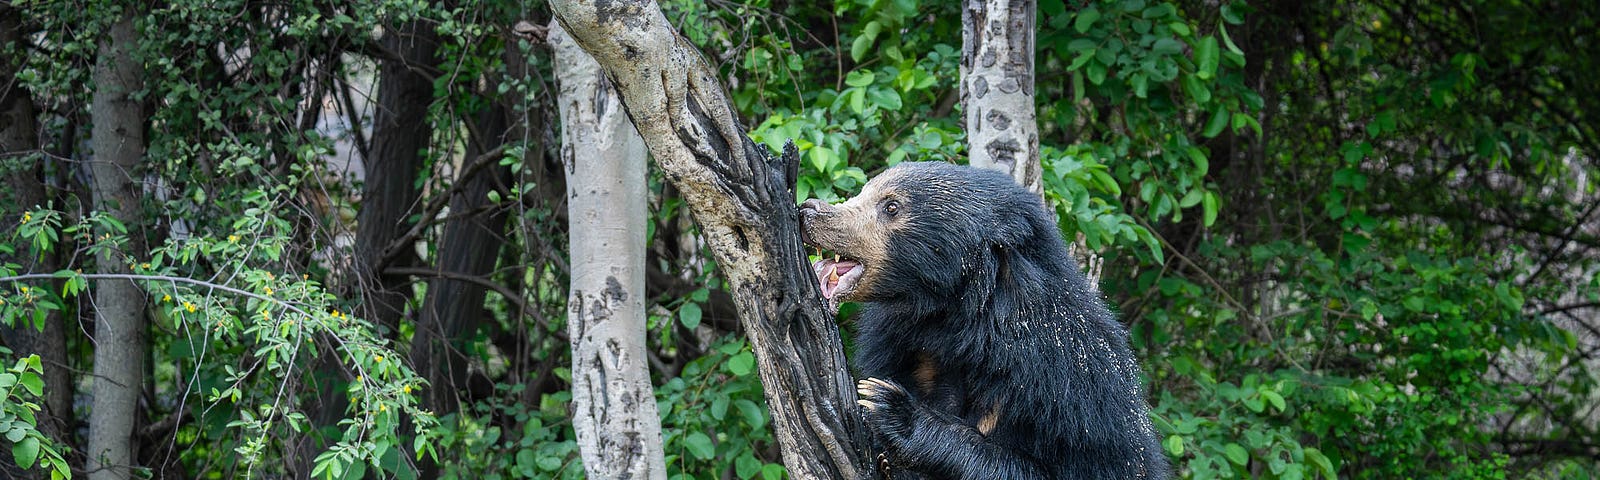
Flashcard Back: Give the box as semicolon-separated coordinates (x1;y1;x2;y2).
799;162;1061;312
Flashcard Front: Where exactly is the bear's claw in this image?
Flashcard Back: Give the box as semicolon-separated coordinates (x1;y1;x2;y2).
858;377;916;442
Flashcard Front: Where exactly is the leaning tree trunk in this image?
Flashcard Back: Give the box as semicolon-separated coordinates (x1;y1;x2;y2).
86;10;149;480
550;21;668;480
548;1;875;478
961;0;1042;195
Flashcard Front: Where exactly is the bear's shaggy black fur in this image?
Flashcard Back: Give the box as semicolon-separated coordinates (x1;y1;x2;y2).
800;162;1169;479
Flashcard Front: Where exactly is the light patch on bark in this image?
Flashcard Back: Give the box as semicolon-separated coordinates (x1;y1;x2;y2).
87;11;149;480
961;0;1042;195
552;21;668;480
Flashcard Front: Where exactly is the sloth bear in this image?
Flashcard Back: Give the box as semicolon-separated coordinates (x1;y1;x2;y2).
799;162;1170;479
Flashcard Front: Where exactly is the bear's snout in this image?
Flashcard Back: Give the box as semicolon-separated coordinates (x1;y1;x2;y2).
799;199;834;219
799;199;835;245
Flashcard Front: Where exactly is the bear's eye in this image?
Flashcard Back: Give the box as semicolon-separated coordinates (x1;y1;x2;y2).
883;200;900;216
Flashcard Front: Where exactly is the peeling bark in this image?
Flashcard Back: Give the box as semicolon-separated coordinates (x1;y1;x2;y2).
548;1;874;478
552;21;668;480
87;10;149;480
961;0;1042;194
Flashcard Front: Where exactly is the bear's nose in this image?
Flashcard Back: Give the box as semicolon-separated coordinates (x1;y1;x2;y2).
799;199;831;218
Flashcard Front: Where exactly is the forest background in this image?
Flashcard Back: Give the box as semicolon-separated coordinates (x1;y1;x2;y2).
1;0;1597;479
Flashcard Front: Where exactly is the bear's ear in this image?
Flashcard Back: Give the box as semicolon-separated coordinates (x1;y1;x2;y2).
987;202;1044;248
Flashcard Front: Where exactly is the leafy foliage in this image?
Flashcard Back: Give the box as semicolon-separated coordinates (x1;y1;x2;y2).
1;0;1596;479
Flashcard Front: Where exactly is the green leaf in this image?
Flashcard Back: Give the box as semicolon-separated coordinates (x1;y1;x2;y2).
1182;75;1211;103
762;463;786;480
1195;36;1220;79
1304;447;1337;478
1202;107;1229;138
844;70;876;88
1152;38;1183;55
850;22;881;62
1090;169;1122;196
684;432;715;460
13;436;40;468
1261;389;1286;412
1179;188;1203;208
1087;61;1108;85
1074;8;1100;33
1221;24;1245;56
1403;296;1426;312
728;351;755;377
515;449;537;473
736;399;767;429
1224;443;1249;465
736;453;763;479
20;371;43;397
1202;191;1220;226
678;302;703;330
866;87;903;111
1162;434;1184;456
711;396;729;420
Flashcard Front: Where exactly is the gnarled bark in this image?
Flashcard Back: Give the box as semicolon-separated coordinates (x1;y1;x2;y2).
961;0;1042;194
551;21;667;479
87;10;149;480
548;1;875;478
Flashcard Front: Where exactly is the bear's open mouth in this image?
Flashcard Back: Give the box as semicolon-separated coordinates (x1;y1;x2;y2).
812;255;863;301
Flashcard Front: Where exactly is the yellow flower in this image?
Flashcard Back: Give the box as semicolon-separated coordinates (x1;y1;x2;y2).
355;376;363;383
20;286;28;294
21;211;31;222
184;301;196;313
379;404;387;412
264;287;274;296
228;235;239;243
403;385;412;394
375;355;383;363
162;294;171;302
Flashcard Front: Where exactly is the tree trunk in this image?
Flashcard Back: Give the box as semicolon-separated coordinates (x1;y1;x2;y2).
294;21;437;477
548;2;875;478
407;95;513;478
961;0;1042;195
1;7;73;480
87;10;149;480
549;21;668;480
355;21;437;335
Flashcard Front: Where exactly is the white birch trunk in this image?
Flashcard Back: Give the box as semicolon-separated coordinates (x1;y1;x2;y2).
551;21;668;480
962;0;1042;195
87;10;149;480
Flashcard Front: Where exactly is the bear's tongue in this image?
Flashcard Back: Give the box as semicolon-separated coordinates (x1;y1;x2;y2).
813;258;859;300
